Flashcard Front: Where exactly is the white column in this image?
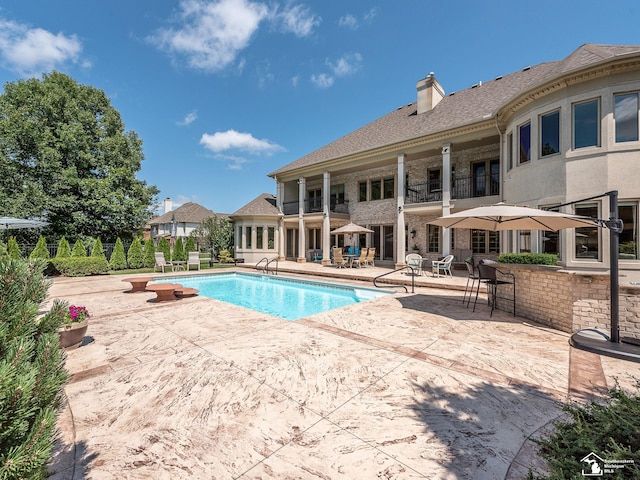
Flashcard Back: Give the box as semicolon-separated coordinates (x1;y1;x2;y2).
322;171;332;265
276;179;285;260
297;177;306;262
442;144;451;255
396;153;406;268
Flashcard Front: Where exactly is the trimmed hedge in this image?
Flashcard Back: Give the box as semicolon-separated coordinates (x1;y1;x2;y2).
497;253;558;266
50;257;109;276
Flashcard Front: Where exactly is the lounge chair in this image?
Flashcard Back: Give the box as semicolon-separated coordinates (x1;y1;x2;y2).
432;254;454;277
405;253;423;275
332;247;348;268
187;251;200;271
154;252;174;273
351;248;368;268
365;247;376;266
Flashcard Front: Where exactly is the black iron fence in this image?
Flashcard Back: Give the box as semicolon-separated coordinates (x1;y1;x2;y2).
405;173;499;204
282;199;350;215
18;243;130;259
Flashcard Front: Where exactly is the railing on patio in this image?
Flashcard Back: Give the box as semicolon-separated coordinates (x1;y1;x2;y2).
405;173;499;204
372;265;417;293
282;199;349;215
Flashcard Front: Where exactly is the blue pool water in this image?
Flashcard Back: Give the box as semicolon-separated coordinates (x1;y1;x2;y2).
153;272;389;320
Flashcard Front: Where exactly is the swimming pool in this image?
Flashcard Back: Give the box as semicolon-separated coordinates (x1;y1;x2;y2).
153;272;390;320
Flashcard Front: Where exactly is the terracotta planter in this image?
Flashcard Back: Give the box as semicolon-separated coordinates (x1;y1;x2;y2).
58;319;89;349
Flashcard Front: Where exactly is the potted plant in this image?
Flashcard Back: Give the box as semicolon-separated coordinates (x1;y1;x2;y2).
58;305;90;349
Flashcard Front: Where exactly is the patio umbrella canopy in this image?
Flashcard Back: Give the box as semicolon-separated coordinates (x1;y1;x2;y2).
428;203;598;231
0;217;49;230
330;222;374;234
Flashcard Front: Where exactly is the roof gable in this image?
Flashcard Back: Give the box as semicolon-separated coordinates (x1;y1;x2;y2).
149;202;218;225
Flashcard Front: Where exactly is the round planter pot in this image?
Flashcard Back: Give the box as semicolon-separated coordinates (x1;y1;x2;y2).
58;319;89;349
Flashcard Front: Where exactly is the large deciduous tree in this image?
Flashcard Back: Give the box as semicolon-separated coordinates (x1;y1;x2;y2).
0;71;158;242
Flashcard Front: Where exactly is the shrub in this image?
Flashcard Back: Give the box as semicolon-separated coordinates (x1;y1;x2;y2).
185;236;196;253
29;235;50;259
109;238;127;270
71;239;86;257
50;257;110;276
91;237;106;259
7;236;21;259
218;249;235;263
127;237;144;269
0;258;69;479
172;237;186;261
157;237;170;262
497;253;558;265
55;236;71;258
143;239;155;268
530;380;640;479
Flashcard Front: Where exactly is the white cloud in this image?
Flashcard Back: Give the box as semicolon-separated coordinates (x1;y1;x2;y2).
149;0;269;72
310;73;333;88
291;74;300;87
200;129;283;154
364;7;379;23
311;52;362;88
338;14;358;30
177;111;198;126
275;3;321;37
0;19;84;75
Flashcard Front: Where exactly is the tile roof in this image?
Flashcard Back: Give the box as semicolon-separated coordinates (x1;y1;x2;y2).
148;202;219;225
269;44;640;177
231;193;280;216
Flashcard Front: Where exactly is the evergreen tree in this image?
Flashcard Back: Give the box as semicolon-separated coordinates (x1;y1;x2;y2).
172;237;186;262
71;240;86;257
127;237;144;269
157;237;170;262
29;235;50;259
91;237;105;258
55;236;71;258
185;236;196;253
0;258;68;479
109;238;127;270
7;236;21;259
143;239;156;268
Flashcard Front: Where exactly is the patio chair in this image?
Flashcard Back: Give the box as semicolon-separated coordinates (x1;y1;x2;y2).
365;247;376;266
405;253;423;275
187;251;200;271
332;247;348;268
352;247;368;268
432;254;454;277
473;259;516;317
462;258;479;306
154;252;174;273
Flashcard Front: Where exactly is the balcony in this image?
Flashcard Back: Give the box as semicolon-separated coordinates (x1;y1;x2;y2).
405;173;499;204
282;199;350;215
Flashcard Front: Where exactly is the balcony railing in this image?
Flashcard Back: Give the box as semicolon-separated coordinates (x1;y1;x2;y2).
405;173;499;204
282;199;349;215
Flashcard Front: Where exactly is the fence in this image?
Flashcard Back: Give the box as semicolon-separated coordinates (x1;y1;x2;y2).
19;243;131;259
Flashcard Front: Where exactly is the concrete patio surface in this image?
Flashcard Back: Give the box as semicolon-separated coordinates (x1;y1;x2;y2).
45;263;639;479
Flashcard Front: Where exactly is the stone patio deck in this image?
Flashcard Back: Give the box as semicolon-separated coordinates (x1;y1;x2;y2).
46;263;638;479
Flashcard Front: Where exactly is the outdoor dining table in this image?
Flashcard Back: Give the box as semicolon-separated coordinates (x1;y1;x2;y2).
122;276;153;293
344;254;359;268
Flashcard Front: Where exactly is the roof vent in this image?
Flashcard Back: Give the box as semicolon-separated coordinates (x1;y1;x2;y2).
522;66;531;71
495;75;503;80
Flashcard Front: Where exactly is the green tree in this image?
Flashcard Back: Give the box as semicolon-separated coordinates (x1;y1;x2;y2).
91;237;105;259
185;236;196;253
109;238;127;270
7;236;21;259
71;240;86;257
191;215;233;262
0;258;68;479
172;237;186;262
143;239;155;268
29;235;50;259
0;71;159;242
127;237;144;269
55;236;71;258
157;237;170;262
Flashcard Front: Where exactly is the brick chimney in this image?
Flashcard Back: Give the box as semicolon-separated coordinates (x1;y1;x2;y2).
416;72;444;114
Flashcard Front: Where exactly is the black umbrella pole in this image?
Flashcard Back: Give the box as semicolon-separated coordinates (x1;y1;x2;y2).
609;191;620;343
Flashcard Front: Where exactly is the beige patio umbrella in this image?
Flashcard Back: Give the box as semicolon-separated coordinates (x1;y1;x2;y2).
428;203;598;231
330;222;374;249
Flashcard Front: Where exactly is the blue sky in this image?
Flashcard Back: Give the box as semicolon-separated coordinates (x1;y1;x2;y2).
0;1;638;215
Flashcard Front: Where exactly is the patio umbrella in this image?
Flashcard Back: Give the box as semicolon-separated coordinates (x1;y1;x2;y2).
331;222;374;250
0;217;49;230
428;203;598;231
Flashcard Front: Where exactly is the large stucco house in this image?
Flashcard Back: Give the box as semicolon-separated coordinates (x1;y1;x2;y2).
231;44;640;271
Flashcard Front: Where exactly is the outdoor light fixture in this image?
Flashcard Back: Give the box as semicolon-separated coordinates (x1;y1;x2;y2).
411;228;416;238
